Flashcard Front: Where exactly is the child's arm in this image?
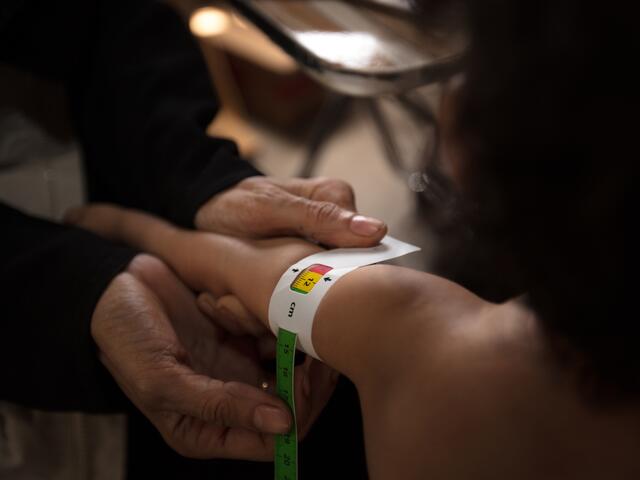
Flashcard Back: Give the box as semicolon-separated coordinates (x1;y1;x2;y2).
67;203;481;384
69;203;500;479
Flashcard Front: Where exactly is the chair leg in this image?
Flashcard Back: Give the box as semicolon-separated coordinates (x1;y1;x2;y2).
365;98;407;175
396;91;439;169
299;94;352;178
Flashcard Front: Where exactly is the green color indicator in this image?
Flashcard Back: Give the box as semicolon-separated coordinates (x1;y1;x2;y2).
276;328;298;480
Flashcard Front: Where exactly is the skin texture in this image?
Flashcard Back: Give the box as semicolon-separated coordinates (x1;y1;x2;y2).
72;205;640;479
194;176;387;247
93;253;336;460
64;175;387;460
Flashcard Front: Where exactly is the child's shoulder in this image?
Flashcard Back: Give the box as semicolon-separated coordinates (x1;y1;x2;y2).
406;297;640;479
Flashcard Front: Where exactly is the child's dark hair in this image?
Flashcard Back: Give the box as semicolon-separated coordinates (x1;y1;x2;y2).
429;0;638;398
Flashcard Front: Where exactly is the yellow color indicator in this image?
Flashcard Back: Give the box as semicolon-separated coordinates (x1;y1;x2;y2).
290;264;333;294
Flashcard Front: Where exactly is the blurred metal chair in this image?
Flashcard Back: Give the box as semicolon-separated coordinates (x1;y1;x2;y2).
229;0;466;178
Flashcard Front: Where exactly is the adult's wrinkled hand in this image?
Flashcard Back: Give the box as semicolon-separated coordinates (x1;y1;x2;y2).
92;253;336;460
195;176;387;247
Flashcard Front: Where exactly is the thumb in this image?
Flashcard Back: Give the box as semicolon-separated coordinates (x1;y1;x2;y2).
288;197;387;248
169;372;292;435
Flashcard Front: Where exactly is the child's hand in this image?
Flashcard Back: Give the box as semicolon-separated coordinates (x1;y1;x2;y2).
198;293;271;338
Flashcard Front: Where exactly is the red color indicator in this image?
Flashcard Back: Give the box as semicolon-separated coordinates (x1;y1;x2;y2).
290;264;333;294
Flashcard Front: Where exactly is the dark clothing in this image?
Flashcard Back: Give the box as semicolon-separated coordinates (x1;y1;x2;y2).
0;204;136;411
0;0;259;412
0;1;367;478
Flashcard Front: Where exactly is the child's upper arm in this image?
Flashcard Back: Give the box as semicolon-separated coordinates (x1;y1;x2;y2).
312;264;484;384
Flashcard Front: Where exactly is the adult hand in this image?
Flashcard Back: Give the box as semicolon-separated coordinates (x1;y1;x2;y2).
93;253;336;460
195;176;387;247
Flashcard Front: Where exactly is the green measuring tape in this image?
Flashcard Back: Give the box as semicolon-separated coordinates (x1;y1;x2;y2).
270;237;420;480
275;328;298;480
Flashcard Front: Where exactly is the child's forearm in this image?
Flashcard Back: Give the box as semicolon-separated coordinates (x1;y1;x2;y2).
106;207;323;321
96;205;419;383
132;222;390;380
112;215;320;320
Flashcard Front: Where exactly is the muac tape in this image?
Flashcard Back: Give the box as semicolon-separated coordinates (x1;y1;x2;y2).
271;235;420;480
269;235;421;360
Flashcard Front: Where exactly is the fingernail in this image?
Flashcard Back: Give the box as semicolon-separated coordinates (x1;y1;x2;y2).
198;297;216;318
254;405;291;434
350;215;385;237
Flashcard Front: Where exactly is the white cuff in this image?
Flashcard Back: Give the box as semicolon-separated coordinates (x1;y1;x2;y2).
268;235;420;360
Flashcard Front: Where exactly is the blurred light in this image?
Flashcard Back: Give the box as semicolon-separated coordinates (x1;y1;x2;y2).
189;7;230;37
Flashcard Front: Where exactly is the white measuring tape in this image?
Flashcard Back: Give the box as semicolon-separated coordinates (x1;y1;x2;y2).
269;235;421;360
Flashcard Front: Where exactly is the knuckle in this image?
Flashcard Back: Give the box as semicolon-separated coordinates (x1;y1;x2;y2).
205;394;235;426
307;200;343;225
329;178;352;193
315;178;356;206
336;184;356;205
242;182;286;209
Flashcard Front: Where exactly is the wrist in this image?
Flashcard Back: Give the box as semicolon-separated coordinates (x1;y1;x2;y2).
219;237;323;324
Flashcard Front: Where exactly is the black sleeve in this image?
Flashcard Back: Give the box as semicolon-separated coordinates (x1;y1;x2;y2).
0;0;257;411
0;203;136;412
1;0;262;227
73;0;262;227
